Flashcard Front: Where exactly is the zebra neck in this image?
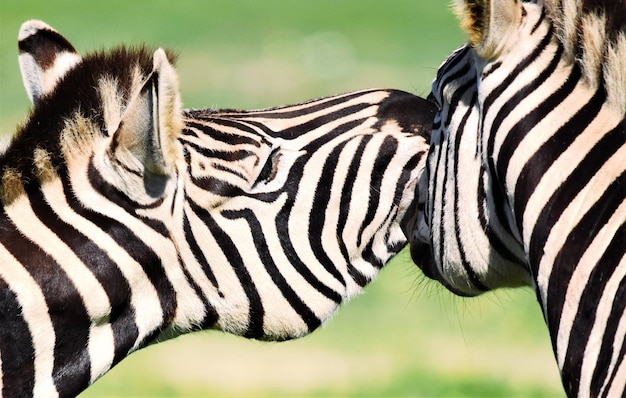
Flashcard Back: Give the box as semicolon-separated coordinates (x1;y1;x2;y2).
0;177;180;394
477;18;624;271
526;112;626;385
169;164;397;341
479;31;626;393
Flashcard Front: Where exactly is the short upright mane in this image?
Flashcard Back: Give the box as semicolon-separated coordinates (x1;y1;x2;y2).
546;0;626;110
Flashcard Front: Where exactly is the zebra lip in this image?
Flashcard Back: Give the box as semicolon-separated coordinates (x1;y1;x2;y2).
409;241;476;297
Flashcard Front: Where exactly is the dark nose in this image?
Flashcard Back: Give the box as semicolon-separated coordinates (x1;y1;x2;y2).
401;196;437;281
409;240;437;280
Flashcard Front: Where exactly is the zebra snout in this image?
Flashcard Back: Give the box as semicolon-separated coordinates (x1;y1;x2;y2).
409;240;436;279
403;206;439;282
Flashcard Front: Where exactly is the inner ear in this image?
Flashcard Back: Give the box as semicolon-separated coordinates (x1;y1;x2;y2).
110;73;170;198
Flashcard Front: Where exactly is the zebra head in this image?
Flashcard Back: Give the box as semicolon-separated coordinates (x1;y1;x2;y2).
411;1;626;395
7;20;437;396
411;0;626;297
409;0;535;297
17;21;182;205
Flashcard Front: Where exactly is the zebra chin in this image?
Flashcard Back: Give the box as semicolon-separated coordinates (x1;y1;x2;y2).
409;240;481;298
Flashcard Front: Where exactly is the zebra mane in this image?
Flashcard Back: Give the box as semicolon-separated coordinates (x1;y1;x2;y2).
453;0;625;111
0;46;176;205
545;0;626;111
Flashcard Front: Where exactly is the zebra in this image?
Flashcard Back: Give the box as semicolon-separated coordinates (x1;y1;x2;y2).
409;0;625;396
4;20;436;397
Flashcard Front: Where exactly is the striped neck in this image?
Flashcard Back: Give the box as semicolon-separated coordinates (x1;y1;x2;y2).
476;4;626;302
418;1;626;396
476;6;626;394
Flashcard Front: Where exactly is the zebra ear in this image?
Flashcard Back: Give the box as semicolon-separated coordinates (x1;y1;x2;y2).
18;20;82;105
454;0;523;59
111;48;183;198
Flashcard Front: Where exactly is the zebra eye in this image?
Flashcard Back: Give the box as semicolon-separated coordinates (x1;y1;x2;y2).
254;147;282;185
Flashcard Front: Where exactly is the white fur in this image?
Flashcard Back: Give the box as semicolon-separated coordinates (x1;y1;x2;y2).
604;34;626;110
18;19;51;42
580;13;606;90
6;195;112;319
19;51;80;105
88;325;115;384
551;146;626;364
0;242;58;398
556;0;582;60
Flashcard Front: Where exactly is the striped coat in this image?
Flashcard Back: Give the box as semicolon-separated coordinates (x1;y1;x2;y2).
2;20;436;397
410;1;626;396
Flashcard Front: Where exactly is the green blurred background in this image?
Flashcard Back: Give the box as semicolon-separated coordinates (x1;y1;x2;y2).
0;1;564;397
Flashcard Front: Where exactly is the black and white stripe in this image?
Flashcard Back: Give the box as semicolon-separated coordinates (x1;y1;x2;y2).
410;1;626;397
2;20;436;397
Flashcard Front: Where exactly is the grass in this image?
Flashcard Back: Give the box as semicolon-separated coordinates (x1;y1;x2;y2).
1;0;461;133
0;1;565;396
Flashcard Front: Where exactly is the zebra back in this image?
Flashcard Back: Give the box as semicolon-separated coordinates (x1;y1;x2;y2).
412;1;626;396
1;20;436;397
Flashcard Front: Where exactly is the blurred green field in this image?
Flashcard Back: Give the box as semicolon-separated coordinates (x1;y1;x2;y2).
1;1;564;397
